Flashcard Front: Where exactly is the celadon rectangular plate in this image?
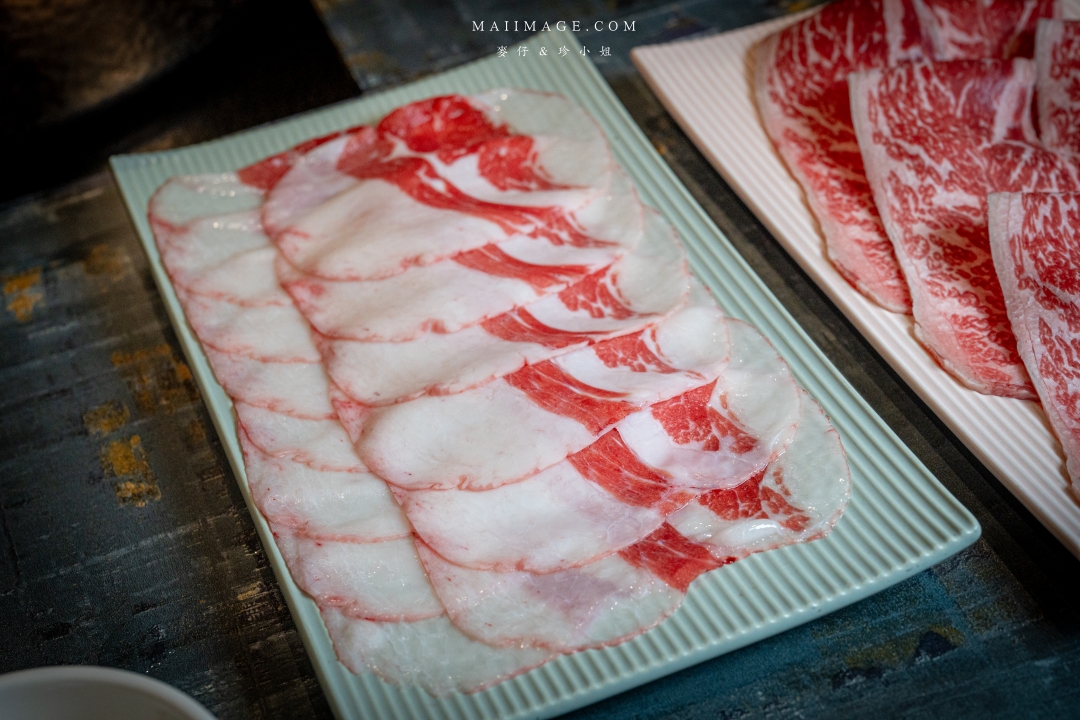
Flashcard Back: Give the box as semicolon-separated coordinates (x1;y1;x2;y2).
631;4;1080;561
111;27;979;720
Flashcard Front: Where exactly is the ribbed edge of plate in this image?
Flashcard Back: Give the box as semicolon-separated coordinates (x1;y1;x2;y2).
111;27;979;720
632;12;1080;559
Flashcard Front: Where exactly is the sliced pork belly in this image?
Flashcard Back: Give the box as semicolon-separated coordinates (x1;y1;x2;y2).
989;192;1080;485
322;208;689;404
148;173;265;229
619;319;801;490
398;430;695;573
912;0;1056;61
416;541;684;653
1036;19;1080;154
669;390;851;559
240;429;410;542
755;0;912;312
236;402;365;473
274;532;443;621
320;610;553;696
851;58;1041;398
357;298;730;491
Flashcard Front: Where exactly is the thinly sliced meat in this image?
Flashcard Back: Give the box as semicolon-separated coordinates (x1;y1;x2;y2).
851;59;1041;398
398;434;694;573
756;0;1055;313
278;169;643;342
912;0;1055;60
148;173;265;229
204;348;333;419
170;245;288;308
177;288;320;362
368;90;611;209
988;191;1080;485
265;93;619;281
1036;18;1080;154
320;610;553;697
417;542;683;653
357;299;730;491
274;531;443;621
236;402;365;473
260;134;360;235
274;176;516;281
240;429;410;542
276;235;605;342
425;89;612;208
618;319;800;490
156;210;290;307
755;0;912;312
237;126;362;192
322;207;689;405
987;138;1080;192
669;390;851;559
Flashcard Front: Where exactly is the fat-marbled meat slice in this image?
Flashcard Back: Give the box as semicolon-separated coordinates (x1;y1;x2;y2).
669;390;851;559
378;314;800;574
397;429;694;574
154;210;290;308
912;0;1056;61
755;0;913;312
618;319;801;490
263;93;614;282
416;540;688;653
276;167;642;342
274;531;443;622
321;207;689;405
988;191;1080;486
1036;19;1080;154
417;522;729;653
851;58;1041;397
356;296;731;491
240;430;410;543
275;236;603;341
756;0;1057;313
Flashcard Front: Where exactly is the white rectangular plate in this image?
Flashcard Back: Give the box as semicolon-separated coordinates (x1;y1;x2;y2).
112;27;978;720
631;10;1080;559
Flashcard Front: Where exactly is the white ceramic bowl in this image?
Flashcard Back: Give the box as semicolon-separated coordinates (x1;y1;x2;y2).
0;666;216;720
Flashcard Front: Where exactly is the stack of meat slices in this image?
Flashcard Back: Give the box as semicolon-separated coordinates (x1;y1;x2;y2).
148;90;851;696
758;3;1080;398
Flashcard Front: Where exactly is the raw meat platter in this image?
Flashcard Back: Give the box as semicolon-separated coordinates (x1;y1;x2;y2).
112;27;978;720
633;4;1080;560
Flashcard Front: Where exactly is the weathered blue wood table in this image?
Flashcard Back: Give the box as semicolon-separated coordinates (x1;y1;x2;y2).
1;0;1078;718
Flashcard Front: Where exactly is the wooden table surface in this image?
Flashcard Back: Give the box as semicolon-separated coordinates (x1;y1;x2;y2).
1;1;1079;718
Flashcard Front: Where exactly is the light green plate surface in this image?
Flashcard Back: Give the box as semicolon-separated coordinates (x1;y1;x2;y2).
110;28;980;720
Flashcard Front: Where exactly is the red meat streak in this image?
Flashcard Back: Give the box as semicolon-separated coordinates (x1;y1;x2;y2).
699;467;811;533
650;382;757;454
619;523;731;593
569;430;691;514
593;331;676;373
453;244;591;291
503;361;637;435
